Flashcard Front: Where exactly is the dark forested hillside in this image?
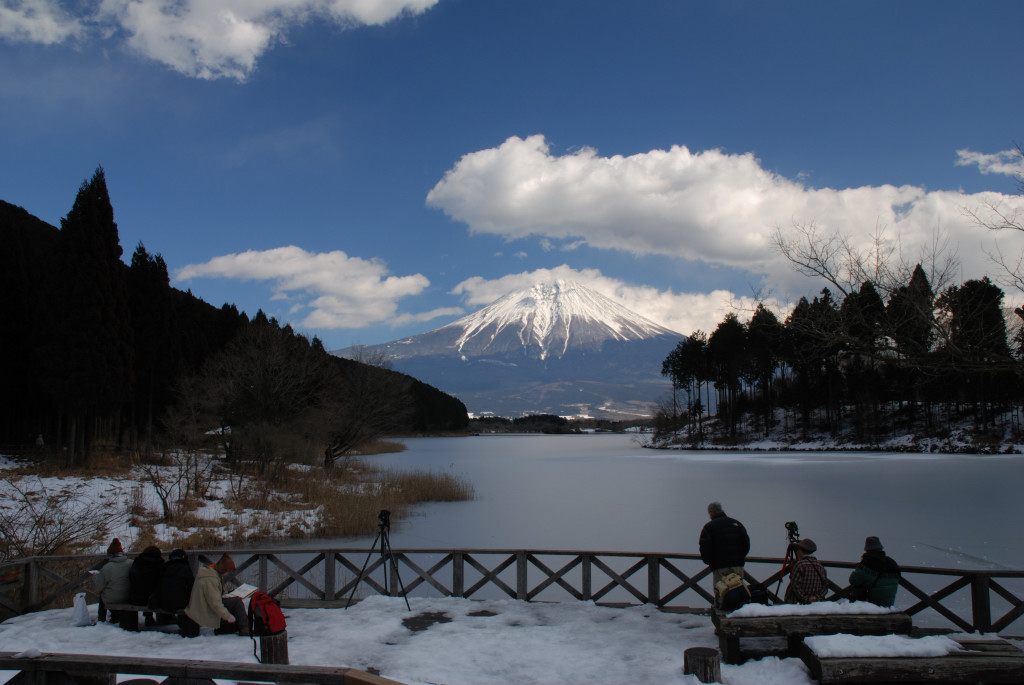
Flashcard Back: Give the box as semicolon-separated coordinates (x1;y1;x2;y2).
0;170;467;462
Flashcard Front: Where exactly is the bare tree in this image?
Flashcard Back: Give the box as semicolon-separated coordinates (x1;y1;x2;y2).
962;143;1024;314
771;220;959;299
0;477;126;561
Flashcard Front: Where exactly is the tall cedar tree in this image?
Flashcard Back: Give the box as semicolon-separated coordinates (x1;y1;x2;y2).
128;243;179;452
43;168;135;463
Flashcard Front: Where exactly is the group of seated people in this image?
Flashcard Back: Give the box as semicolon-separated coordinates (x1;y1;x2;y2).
783;535;901;606
92;538;248;637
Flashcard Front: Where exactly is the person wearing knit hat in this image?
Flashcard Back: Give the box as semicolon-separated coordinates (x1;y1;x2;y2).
849;535;901;607
784;538;828;604
180;553;249;637
94;537;131;622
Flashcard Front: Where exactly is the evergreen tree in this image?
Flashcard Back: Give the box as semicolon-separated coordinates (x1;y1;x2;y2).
744;304;783;436
42;167;135;463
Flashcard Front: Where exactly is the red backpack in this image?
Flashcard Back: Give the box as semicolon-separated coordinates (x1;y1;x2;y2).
248;590;286;636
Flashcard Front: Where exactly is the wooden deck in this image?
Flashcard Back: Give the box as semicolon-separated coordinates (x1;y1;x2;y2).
800;636;1024;684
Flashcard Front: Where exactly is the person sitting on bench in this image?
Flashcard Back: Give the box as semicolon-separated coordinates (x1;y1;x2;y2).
128;545;165;626
179;553;248;637
784;538;828;604
93;538;131;623
156;548;194;621
849;536;900;607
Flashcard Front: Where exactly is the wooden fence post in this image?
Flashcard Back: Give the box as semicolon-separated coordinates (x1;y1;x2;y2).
452;552;464;597
971;573;992;633
323;551;335;600
516;552;528;600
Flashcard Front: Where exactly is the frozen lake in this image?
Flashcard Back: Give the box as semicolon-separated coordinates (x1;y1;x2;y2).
356;433;1022;573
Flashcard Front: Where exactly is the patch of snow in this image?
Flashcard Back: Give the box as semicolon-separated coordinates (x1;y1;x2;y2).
806;633;963;658
729;599;898;618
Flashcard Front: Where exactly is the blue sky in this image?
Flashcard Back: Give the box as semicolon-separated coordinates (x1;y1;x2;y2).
3;0;1024;349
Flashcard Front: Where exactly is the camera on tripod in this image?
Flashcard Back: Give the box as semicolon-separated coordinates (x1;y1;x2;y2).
378;509;391;527
785;520;800;545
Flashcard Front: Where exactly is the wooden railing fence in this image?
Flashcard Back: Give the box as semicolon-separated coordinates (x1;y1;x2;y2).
1;549;1021;634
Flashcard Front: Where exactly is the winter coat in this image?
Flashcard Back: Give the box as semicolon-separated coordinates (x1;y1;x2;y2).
184;564;234;628
93;554;132;604
128;549;165;606
849;550;900;607
699;513;750;570
156;557;195;612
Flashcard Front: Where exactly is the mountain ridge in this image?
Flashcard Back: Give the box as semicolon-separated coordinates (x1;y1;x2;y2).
334;280;681;419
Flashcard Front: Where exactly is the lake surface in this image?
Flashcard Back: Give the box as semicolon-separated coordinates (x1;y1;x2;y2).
354;433;1022;572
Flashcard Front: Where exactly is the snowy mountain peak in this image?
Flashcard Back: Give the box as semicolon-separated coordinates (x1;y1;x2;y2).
441;280;678;359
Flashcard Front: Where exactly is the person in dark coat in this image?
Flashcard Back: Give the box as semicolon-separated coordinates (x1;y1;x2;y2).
849;536;901;607
156;549;195;618
698;501;750;606
128;545;165;626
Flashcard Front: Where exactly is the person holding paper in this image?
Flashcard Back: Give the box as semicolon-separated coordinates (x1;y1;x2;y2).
179;553;248;637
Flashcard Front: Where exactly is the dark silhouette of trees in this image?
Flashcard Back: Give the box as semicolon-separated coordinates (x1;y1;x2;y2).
659;266;1022;446
0;170;468;464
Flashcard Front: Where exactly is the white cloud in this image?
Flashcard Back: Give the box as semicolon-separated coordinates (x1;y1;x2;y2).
3;0;440;80
956;147;1024;178
449;264;786;337
0;1;82;43
427;135;1024;296
174;245;438;328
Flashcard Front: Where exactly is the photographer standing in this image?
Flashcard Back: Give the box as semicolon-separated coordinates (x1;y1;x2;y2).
699;501;750;605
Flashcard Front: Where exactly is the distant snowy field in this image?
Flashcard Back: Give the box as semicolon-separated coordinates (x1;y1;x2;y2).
4;595;1008;685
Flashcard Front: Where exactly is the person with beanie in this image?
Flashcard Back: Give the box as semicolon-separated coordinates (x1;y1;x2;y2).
93;538;131;622
784;538;828;604
849;536;901;607
179;553;248;637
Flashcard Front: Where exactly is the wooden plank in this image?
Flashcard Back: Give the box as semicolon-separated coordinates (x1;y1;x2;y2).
712;611;912;638
0;652;403;685
800;637;1024;684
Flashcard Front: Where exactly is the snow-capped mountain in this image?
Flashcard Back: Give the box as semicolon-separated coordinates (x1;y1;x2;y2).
334;280;682;419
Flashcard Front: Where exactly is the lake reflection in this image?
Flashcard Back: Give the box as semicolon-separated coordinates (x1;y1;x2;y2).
353;434;1022;572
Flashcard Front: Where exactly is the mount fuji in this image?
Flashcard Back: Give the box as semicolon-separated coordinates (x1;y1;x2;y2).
334;281;682;419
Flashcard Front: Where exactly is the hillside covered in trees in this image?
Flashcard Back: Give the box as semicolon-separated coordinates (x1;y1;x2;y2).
657;259;1024;451
0;168;468;466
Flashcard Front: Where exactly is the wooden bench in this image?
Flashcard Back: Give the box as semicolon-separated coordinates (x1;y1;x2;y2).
800;636;1024;684
104;603;183;632
710;608;913;664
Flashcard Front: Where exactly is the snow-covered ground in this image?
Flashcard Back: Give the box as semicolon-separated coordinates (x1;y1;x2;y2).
3;595;1006;685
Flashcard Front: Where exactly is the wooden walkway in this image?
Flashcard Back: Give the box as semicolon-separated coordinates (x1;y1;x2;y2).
1;549;1022;635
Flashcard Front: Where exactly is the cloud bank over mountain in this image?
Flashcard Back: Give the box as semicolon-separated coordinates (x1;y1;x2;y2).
427;135;1024;294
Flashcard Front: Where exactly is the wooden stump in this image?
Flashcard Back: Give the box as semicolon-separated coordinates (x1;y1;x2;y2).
259;630;289;664
683;647;721;684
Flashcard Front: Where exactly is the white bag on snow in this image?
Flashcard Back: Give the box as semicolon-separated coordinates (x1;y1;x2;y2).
70;592;92;627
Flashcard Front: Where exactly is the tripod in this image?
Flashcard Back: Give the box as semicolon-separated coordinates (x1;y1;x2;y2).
345;509;410;611
774;520;800;598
